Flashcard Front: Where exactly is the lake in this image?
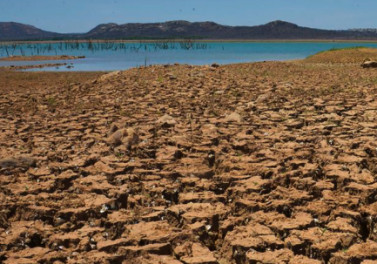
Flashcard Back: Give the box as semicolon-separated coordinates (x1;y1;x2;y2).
1;41;377;71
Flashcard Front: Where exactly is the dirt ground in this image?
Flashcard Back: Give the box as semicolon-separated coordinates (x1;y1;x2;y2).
1;49;377;263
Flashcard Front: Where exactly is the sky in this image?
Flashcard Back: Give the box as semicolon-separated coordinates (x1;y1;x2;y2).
1;0;377;33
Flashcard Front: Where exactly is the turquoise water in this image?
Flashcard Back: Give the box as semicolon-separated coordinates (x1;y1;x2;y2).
0;41;377;71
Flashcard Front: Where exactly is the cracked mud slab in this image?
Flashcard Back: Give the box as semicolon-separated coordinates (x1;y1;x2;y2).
2;56;377;263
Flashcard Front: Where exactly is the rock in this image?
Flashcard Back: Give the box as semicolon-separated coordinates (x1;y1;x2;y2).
255;94;271;103
97;71;121;82
224;112;242;123
285;119;304;129
165;73;177;80
0;156;36;170
362;61;377;68
107;129;127;146
108;123;119;136
107;128;139;148
246;101;256;109
124;128;139;149
156;114;177;127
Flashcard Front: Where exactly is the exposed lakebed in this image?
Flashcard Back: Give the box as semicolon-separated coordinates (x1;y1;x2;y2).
3;48;377;262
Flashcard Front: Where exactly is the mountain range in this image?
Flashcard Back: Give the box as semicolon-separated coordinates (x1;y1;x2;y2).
1;20;377;41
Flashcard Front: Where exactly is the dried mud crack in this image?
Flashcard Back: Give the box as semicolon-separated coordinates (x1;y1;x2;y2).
2;57;377;264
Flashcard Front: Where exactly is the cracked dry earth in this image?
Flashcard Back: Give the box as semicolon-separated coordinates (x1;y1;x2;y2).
2;60;377;264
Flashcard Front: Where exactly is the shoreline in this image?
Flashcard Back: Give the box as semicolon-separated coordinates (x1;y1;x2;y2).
1;46;375;73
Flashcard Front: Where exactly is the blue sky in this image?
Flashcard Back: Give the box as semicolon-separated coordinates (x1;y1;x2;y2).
1;0;376;33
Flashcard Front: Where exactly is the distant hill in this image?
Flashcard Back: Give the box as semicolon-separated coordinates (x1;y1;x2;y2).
2;20;377;41
83;20;369;40
0;22;64;41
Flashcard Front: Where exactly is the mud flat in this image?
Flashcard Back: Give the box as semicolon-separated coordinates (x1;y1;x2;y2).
4;63;70;71
0;55;86;70
1;48;377;263
0;55;85;61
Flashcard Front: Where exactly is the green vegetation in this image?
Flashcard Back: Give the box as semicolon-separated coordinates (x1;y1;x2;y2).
305;46;377;63
327;46;366;52
306;46;367;59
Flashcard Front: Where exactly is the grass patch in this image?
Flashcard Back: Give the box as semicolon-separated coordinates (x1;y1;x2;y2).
305;46;377;63
327;46;367;52
306;46;367;59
